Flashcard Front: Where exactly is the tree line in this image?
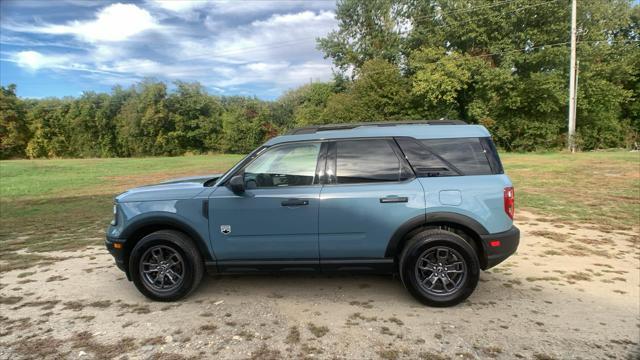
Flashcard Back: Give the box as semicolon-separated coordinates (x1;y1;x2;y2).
1;0;638;159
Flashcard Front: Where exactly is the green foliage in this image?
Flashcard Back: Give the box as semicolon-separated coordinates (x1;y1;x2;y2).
25;99;73;158
317;0;408;71
322;58;413;122
279;82;335;126
318;0;640;151
219;97;269;153
2;81;277;159
411;48;474;106
0;85;29;158
167;82;223;153
0;0;638;158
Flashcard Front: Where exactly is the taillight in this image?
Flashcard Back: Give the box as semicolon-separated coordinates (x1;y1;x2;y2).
504;186;515;220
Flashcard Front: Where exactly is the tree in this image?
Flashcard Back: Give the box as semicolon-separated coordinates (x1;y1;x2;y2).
278;82;335;126
3;0;639;160
0;85;29;159
167;81;223;153
319;0;639;150
25;98;72;158
317;0;411;72
219;97;268;153
115;80;178;156
322;58;413;122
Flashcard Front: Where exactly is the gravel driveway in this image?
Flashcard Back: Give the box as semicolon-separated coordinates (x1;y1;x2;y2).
1;211;638;359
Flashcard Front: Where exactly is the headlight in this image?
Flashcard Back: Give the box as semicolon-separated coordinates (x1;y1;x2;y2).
110;203;118;226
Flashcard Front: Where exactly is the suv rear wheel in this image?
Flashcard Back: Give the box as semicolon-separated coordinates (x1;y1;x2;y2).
129;230;203;301
399;229;479;307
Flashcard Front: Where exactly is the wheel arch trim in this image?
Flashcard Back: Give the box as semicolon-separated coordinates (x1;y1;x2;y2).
120;214;213;265
384;212;489;258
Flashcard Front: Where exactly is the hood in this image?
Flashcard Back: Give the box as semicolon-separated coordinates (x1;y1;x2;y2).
159;174;223;185
116;173;223;203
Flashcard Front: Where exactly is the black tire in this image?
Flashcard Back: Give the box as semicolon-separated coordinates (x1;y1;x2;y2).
399;229;479;307
129;230;203;301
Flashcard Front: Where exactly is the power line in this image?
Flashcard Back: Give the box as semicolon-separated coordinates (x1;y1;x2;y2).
422;0;563;29
410;0;561;25
13;38;636;108
352;38;638;88
433;0;527;16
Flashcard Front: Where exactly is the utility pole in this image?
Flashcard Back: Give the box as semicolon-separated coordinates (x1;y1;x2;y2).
567;0;577;152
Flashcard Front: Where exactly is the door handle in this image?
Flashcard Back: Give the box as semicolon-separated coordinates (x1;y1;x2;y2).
379;196;408;203
281;198;309;207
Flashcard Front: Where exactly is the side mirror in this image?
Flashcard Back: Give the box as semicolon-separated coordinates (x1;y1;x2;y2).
228;175;245;194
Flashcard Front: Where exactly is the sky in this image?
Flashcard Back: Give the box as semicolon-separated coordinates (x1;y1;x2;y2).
0;0;338;99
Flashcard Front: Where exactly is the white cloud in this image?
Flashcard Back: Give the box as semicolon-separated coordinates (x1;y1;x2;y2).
181;11;336;64
211;0;334;15
252;10;335;27
1;1;338;98
10;50;119;77
215;60;333;88
146;0;209;13
145;0;213;21
145;0;334;15
13;50;69;70
9;3;160;43
245;62;288;72
4;0;105;8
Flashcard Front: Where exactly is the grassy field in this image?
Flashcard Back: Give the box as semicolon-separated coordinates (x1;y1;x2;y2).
501;151;639;229
1;151;638;271
0;155;243;270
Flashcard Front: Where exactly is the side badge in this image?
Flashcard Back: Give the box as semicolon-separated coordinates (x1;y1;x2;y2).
220;225;231;235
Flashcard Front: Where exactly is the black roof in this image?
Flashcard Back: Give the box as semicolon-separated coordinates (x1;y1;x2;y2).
286;120;468;135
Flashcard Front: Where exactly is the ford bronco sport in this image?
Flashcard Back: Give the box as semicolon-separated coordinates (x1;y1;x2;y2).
106;121;519;307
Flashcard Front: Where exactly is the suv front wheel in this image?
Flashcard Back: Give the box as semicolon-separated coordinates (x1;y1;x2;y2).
399;229;479;307
129;230;203;301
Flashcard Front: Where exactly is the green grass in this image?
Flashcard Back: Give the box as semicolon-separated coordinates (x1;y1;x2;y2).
0;151;638;271
501;151;639;229
0;154;242;271
0;154;242;200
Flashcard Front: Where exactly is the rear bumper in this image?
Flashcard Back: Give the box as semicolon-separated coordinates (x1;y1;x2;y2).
105;235;127;275
480;225;520;269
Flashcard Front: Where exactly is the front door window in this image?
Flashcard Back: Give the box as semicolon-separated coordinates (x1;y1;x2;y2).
243;142;321;188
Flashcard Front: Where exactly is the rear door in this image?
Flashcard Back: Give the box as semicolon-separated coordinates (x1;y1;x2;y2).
318;138;425;264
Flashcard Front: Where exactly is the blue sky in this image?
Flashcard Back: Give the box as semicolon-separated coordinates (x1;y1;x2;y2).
0;0;337;99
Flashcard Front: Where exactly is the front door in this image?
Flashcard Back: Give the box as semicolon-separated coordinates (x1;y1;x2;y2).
209;141;323;267
319;139;426;262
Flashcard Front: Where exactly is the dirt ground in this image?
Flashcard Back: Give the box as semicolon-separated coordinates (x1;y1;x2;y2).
0;211;638;360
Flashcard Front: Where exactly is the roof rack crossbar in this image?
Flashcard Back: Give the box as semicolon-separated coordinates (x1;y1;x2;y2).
286;120;468;135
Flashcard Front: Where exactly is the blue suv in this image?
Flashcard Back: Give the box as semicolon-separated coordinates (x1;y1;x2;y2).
106;121;519;307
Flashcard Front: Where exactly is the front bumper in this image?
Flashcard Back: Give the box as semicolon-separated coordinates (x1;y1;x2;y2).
480;225;520;269
105;235;127;275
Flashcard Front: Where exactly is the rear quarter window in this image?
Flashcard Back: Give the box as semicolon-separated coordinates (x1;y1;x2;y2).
421;138;492;175
396;137;500;176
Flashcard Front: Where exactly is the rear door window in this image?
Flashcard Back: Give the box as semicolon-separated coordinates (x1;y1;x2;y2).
335;139;412;184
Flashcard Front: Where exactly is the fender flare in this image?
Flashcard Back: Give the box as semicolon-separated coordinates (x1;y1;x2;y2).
384;212;489;258
120;214;213;262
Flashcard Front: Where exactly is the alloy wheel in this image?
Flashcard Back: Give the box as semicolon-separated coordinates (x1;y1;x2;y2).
414;246;467;296
139;245;185;292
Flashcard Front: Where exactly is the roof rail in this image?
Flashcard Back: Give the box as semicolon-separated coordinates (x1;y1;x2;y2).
286;120;468;135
